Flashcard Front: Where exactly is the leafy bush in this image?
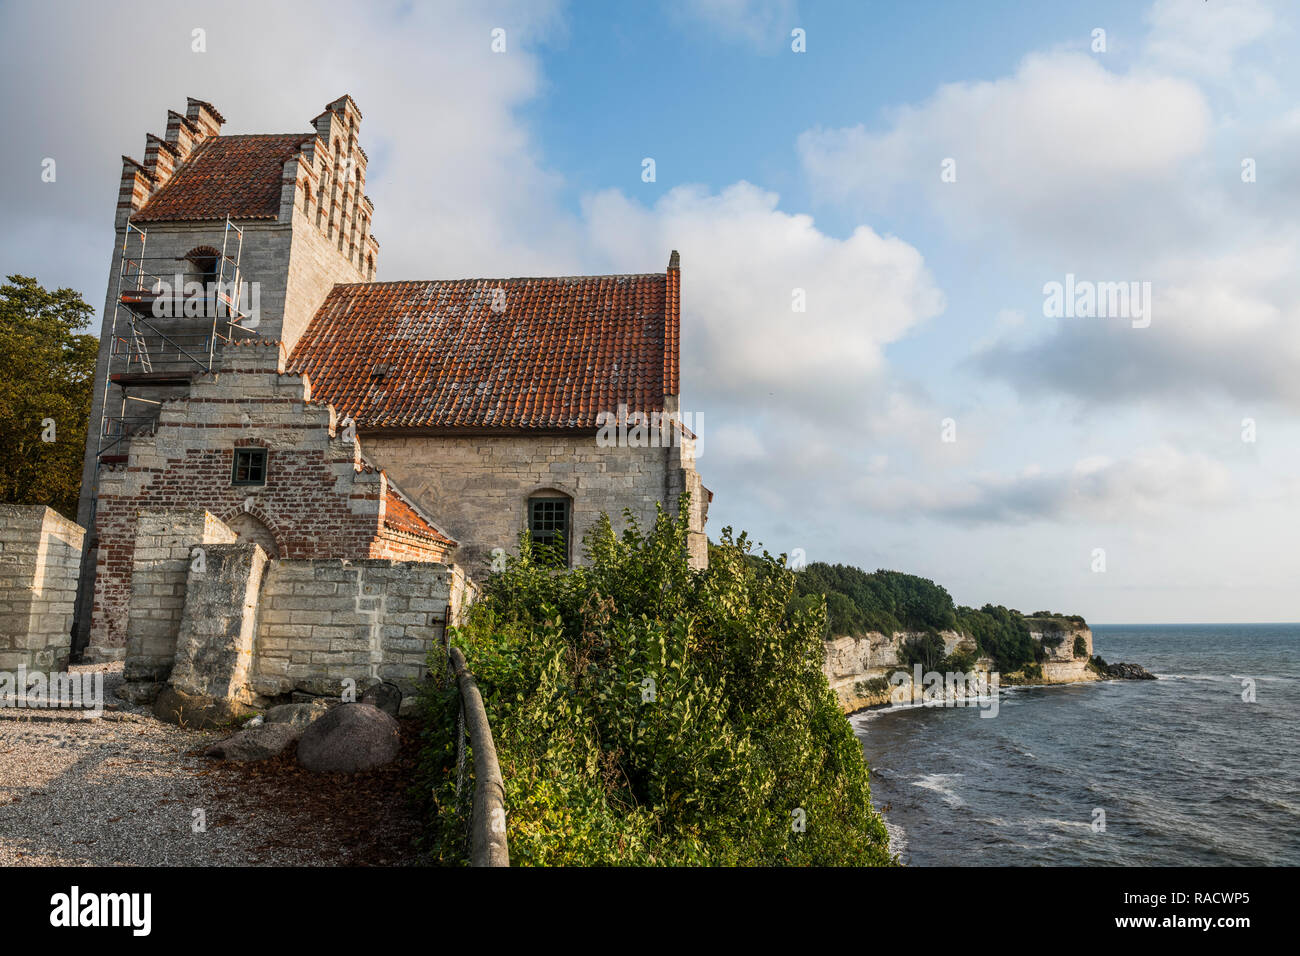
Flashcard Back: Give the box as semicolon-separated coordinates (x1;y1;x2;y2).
419;500;894;866
940;647;979;674
855;676;891;696
1073;635;1088;659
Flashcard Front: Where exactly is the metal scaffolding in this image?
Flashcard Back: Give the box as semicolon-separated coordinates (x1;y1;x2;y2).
95;215;261;467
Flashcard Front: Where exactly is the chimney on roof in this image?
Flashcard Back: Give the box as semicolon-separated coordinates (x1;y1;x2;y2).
668;249;680;271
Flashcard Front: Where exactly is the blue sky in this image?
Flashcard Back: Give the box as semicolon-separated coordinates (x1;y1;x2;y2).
2;0;1297;623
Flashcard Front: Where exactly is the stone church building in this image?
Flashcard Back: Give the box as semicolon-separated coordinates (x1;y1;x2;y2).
61;95;709;713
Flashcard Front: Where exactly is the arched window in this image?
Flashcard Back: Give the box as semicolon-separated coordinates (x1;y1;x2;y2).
183;246;221;286
527;491;572;568
301;180;312;212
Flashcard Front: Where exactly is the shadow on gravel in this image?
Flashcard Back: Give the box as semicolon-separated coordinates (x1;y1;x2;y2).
194;718;429;866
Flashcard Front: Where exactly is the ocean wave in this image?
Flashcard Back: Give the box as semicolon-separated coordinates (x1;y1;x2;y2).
912;773;966;807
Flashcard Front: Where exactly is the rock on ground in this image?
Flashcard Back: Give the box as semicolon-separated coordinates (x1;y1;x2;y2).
296;703;401;773
204;722;301;762
265;700;333;729
361;681;402;717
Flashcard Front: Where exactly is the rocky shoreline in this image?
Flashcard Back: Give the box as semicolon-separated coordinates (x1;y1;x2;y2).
1098;661;1157;680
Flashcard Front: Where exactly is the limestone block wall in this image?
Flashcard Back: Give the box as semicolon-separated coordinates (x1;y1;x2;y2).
251;559;472;698
0;505;85;672
169;542;269;704
115;521;474;705
363;431;709;580
123;509;238;685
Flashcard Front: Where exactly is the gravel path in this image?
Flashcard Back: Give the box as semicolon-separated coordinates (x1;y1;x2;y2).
0;663;428;866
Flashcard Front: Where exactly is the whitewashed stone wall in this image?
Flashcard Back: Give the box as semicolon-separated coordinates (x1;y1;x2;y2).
0;505;85;672
362;431;709;579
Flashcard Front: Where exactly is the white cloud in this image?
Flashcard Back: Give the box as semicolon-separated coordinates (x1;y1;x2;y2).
850;445;1234;525
797;52;1211;253
581;182;945;413
670;0;799;50
0;0;573;298
1143;0;1276;77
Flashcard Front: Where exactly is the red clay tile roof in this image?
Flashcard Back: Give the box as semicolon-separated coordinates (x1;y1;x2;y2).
289;273;680;429
135;134;311;222
383;482;455;545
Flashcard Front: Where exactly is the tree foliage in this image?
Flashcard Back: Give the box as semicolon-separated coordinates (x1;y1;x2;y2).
793;562;958;635
793;559;1086;675
417;500;895;866
0;275;96;519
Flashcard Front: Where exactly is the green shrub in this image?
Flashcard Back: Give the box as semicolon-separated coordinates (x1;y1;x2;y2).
855;676;891;696
419;500;894;867
1073;635;1088;658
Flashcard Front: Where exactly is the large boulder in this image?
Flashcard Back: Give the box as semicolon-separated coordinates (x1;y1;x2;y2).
204;722;301;762
296;703;401;773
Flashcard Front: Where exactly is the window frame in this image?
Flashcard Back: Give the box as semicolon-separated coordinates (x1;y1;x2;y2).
231;447;268;487
527;494;572;568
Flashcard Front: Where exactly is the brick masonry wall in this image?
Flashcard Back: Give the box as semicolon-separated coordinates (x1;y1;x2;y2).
0;505;85;671
88;343;450;660
76;221;296;533
362;431;709;580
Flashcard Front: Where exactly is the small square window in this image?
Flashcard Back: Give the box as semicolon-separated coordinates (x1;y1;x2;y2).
528;496;570;567
232;448;267;486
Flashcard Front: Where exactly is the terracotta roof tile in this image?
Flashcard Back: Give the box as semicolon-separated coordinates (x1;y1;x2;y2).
135;134;310;222
383;482;455;545
288;272;680;429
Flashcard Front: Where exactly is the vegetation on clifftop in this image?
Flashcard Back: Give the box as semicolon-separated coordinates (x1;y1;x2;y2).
417;503;894;866
794;561;1087;675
